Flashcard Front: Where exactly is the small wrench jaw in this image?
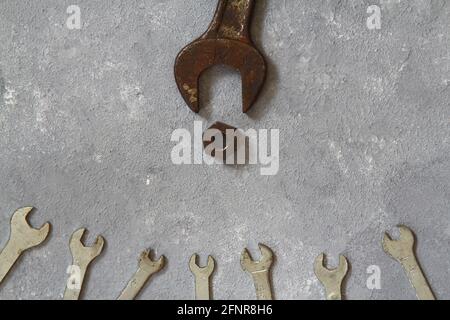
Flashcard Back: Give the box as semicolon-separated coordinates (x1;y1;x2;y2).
314;254;349;301
314;254;349;280
0;207;50;285
189;254;215;276
241;244;274;300
139;250;166;273
174;39;266;113
382;226;415;261
10;207;51;248
240;244;274;273
69;228;105;261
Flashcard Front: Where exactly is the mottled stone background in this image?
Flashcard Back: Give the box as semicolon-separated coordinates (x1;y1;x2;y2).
0;0;449;300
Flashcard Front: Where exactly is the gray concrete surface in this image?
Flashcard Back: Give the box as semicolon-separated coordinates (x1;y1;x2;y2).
0;0;449;300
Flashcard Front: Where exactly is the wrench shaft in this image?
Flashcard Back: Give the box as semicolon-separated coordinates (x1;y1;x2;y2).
118;267;155;300
203;0;255;41
401;256;435;300
0;241;22;284
194;275;211;300
323;283;342;301
63;265;87;300
251;271;273;300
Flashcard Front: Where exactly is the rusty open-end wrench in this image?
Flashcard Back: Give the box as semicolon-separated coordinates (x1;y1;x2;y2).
175;0;266;113
63;228;105;300
383;226;435;300
314;253;349;300
240;244;274;300
0;207;50;285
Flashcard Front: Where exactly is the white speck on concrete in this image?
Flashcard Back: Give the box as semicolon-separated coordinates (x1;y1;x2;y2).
33;89;51;133
3;85;17;106
119;84;147;120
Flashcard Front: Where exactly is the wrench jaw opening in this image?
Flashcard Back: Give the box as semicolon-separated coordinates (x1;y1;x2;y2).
139;250;166;273
189;254;215;276
174;0;266;114
175;39;266;113
382;226;415;262
69;228;105;262
240;244;274;273
314;254;349;279
10;207;51;248
314;253;349;301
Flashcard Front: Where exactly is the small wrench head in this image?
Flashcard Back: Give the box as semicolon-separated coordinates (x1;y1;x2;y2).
382;225;415;261
314;254;349;283
314;253;349;300
240;244;274;273
138;250;165;273
10;207;50;249
69;228;105;262
189;254;215;277
174;39;266;113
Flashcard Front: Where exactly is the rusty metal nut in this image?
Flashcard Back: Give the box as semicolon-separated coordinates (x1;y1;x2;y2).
203;122;239;162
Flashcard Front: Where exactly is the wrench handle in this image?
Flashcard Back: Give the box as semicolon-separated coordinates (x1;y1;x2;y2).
203;0;256;43
0;241;22;284
324;283;343;301
402;256;435;300
251;271;273;300
118;267;155;300
194;275;211;300
63;265;87;300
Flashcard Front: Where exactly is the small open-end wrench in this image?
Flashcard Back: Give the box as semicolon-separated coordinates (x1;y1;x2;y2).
175;0;266;113
63;228;104;300
118;250;165;300
0;207;50;284
383;225;435;300
189;254;215;300
240;244;274;300
314;253;349;300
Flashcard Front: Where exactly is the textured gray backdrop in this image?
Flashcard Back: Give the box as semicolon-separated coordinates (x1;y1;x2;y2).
0;0;449;300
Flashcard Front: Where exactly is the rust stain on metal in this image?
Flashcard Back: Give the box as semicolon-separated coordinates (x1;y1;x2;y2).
175;0;266;113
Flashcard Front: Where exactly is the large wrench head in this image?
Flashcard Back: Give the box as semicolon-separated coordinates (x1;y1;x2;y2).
69;228;105;262
174;39;266;113
189;254;215;277
314;253;349;282
138;250;165;273
382;225;415;261
10;207;50;249
240;244;274;273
